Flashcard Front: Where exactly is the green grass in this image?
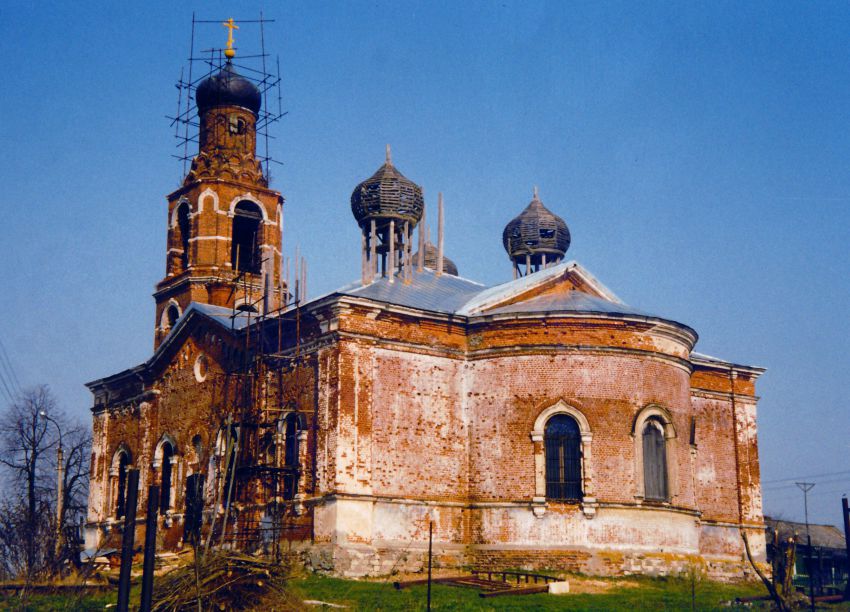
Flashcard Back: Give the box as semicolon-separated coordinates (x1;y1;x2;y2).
0;590;115;611
0;584;139;612
3;575;848;611
288;573;772;611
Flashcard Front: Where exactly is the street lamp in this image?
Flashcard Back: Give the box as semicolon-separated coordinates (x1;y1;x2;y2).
39;411;64;560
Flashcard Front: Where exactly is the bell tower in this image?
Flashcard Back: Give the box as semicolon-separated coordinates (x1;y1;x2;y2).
154;29;283;348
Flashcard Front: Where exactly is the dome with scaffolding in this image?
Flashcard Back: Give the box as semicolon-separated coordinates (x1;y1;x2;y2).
196;61;262;116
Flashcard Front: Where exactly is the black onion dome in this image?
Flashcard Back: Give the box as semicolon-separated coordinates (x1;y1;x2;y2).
412;242;459;276
351;149;424;228
196;61;261;116
502;189;570;261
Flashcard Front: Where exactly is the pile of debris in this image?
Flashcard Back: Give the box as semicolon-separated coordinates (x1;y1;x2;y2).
152;551;300;611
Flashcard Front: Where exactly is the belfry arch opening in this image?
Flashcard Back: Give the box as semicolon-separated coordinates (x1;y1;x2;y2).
165;304;180;329
231;201;263;274
177;202;191;270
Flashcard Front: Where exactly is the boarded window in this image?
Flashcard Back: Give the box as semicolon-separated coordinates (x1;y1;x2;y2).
231;201;263;274
159;442;174;513
643;419;668;500
544;415;582;501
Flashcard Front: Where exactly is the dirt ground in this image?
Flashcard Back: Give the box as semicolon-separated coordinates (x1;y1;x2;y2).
365;569;639;594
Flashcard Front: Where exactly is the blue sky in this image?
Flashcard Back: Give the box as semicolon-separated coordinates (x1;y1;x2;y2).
1;1;848;527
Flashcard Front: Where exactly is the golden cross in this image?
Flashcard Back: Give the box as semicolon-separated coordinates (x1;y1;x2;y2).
223;18;239;58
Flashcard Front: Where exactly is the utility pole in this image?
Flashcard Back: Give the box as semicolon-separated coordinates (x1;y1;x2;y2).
39;411;64;562
139;484;160;612
427;520;433;611
796;482;815;612
117;469;140;612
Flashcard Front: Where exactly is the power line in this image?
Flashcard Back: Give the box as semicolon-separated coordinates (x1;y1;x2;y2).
762;470;850;484
763;475;850;490
0;364;14;405
0;338;22;395
766;486;850;499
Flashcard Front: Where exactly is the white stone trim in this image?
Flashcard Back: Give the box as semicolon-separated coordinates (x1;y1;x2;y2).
152;434;178;513
260;243;282;257
110;444;132;475
233;297;258;312
531;400;591;438
153;434;178;469
529;400;595;518
170;198;191;229
189;236;230;242
198;188;219;214
108;445;132;517
228;193;272;223
159;299;182;330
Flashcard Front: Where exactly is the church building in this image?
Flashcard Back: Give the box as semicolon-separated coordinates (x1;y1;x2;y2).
85;39;767;579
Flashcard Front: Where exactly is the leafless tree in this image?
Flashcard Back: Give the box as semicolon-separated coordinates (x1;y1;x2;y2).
0;385;91;579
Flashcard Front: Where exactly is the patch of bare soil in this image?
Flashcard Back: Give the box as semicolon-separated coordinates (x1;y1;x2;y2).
366;569;638;594
567;576;639;594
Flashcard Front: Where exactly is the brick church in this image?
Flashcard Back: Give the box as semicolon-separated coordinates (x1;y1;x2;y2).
84;42;767;579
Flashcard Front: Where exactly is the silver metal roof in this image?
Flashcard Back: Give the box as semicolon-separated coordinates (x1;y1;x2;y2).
481;290;654;317
332;264;659;320
335;270;485;314
191;302;254;330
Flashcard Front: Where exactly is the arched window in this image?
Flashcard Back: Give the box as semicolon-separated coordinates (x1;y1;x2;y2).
191;434;203;464
231;201;263;274
228;114;247;135
166;304;180;329
544;414;582;501
282;413;299;500
159;441;174;513
642;418;669;501
177;203;191;270
115;450;131;519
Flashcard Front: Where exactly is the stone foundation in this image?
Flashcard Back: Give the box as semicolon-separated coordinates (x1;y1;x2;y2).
300;497;764;581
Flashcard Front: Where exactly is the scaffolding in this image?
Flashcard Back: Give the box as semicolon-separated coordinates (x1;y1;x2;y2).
168;12;285;185
197;262;315;560
166;14;311;560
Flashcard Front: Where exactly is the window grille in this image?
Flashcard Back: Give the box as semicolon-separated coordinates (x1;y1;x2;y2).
544;415;582;501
